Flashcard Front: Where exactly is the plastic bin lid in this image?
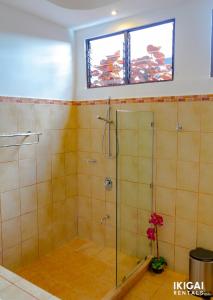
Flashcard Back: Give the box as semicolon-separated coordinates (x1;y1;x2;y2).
190;248;213;262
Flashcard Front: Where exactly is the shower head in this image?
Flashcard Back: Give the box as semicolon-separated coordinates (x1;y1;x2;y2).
97;115;113;123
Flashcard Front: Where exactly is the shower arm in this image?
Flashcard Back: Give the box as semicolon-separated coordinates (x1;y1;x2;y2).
96;115;113;123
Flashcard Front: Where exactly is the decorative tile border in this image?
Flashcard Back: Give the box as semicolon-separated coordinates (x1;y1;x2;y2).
0;94;213;106
76;94;213;105
0;96;72;106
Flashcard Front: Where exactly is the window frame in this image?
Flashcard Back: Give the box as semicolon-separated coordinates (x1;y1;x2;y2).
211;11;213;77
86;18;175;89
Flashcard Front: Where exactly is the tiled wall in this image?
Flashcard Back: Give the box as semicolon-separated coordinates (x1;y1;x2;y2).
77;104;117;248
76;96;213;275
116;111;154;262
0;99;78;271
153;100;213;275
0;95;213;276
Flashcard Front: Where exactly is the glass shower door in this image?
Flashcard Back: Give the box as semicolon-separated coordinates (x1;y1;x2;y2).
116;110;154;286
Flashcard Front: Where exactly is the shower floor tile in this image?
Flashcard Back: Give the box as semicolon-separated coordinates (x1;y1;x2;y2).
16;239;117;300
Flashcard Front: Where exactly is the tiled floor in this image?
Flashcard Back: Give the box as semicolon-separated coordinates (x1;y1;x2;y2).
16;239;117;300
15;238;206;300
122;269;203;300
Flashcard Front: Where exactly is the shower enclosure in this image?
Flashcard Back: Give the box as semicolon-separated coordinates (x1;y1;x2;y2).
5;102;154;299
116;110;154;286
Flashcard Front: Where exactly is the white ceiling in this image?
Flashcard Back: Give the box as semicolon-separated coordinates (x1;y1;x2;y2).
48;0;117;10
0;0;185;30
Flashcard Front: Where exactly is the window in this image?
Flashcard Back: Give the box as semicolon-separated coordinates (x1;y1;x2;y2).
129;22;174;83
86;19;175;88
86;33;125;88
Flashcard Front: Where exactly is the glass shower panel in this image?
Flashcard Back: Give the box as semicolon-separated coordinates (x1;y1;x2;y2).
116;110;154;286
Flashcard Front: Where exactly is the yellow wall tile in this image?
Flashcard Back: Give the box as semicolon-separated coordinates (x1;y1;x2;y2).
2;217;21;249
158;214;175;244
154;103;177;131
78;217;92;240
176;190;198;221
174;246;190;275
3;245;21;271
91;176;105;200
158;241;174;269
78;196;92;220
119;156;138;182
156;159;176;188
0;161;19;192
50;130;65;154
21;237;38;265
139;158;152;184
65;129;77;152
21;211;38;241
91;199;105;224
77;106;91;129
200;133;213;162
77;129;91;152
175;217;197;248
156;187;175;216
51;153;65;179
91;222;105;247
119;130;138;156
38;204;53;233
138;129;153;158
178;102;200;132
120;205;138;233
198;193;213;226
19;159;36;187
0;104;18;133
37;181;52;208
138;184;152;211
52;178;66;203
78;174;92;197
200;163;213;194
20;185;37;214
178;132;200;162
156;131;177;160
90;129;103;153
1;190;20;221
201;102;213;132
65;152;77;175
17;104;36;132
177;161;199;192
197;223;213;251
36;157;51;183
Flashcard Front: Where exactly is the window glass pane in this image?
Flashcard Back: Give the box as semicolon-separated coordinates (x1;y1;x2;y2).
130;21;174;83
88;34;125;87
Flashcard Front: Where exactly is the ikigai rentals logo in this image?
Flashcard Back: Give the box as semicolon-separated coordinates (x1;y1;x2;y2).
173;281;212;297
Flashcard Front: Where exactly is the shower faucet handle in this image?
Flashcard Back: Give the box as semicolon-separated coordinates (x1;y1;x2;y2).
104;177;113;190
100;215;110;224
176;123;183;131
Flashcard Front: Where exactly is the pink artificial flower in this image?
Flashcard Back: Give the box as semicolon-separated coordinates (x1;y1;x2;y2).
149;213;163;226
147;227;156;241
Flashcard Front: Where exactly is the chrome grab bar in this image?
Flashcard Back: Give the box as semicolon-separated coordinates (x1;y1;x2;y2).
0;131;42;148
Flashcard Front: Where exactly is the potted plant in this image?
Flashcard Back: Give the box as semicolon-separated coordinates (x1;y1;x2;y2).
146;212;167;273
